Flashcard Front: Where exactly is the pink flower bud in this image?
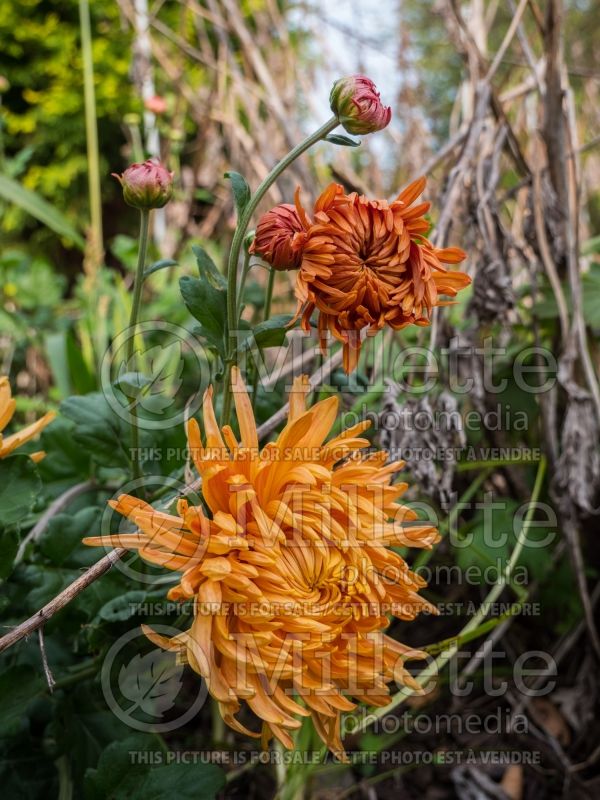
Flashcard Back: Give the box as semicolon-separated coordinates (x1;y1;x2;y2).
329;75;391;136
112;159;173;210
250;204;306;271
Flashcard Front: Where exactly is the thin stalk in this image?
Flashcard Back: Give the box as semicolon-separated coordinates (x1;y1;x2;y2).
211;698;226;744
220;116;339;426
251;268;276;405
355;456;547;732
127;209;150;484
235;249;252;319
78;0;103;267
412;467;493;572
263;266;276;320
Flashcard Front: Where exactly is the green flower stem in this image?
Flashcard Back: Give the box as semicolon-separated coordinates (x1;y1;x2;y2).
220;116;339;426
251;267;276;406
354;456;547;733
412;467;493;573
78;0;103;265
263;266;276;320
127;208;150;484
235;248;252;320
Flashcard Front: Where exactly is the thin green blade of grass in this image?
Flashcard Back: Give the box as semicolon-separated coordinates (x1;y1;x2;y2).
0;173;85;249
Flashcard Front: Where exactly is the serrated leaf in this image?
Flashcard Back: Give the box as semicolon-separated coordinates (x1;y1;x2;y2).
118;651;183;718
180;275;227;357
41;507;103;567
0;454;41;526
236;314;293;353
192;245;226;290
325;133;361;147
60;393;131;469
224;170;251;218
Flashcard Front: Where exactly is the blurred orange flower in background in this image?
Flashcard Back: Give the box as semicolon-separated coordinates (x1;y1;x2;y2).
84;368;439;756
0;376;55;462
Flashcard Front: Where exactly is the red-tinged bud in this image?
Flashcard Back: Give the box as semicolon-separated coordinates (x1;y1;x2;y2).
329;75;391;136
112;159;173;210
250;204;306;271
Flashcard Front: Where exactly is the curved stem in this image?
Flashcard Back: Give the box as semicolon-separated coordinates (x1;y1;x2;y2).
220;116;339;425
127;208;150;483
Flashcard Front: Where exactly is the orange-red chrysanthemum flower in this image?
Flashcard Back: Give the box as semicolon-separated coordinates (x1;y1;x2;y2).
84;369;439;756
250;203;307;271
293;178;471;372
0;376;55;462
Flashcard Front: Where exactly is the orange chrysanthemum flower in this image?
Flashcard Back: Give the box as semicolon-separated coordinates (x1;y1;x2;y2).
250;203;306;271
84;369;439;756
0;376;55;462
293;178;471;373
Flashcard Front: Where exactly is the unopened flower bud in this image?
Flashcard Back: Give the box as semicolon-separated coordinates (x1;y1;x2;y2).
250;204;306;271
329;75;391;135
112;159;173;210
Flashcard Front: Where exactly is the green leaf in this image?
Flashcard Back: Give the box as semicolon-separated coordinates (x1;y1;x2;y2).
0;173;85;248
37;416;92;482
0;666;44;737
84;736;225;800
180;273;227;357
325;134;361;147
114;371;152;396
97;591;148;622
60;393;131;469
236;314;293;353
192;245;227;290
0;454;42;526
143;259;178;279
0;529;19;580
41;507;103;567
224;170;251;218
83;735;161;800
67;328;97;394
132;763;225;800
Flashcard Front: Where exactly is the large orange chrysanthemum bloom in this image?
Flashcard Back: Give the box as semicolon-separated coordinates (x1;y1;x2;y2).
84;369;439;756
293;178;471;373
0;376;55;462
